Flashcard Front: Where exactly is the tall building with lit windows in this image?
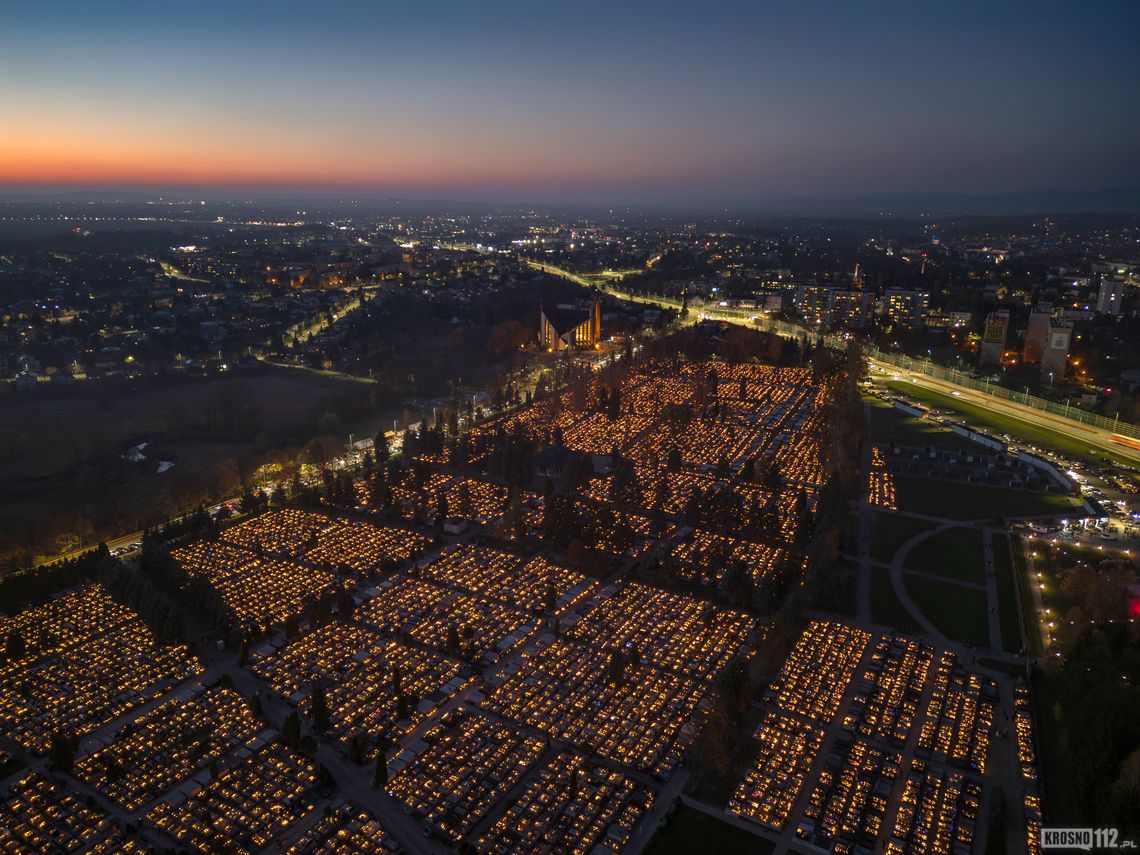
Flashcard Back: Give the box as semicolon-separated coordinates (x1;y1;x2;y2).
979;310;1010;369
794;283;834;328
1096;278;1126;316
831;290;874;329
882;289;930;328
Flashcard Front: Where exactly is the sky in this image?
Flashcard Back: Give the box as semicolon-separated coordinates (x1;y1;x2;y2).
2;0;1139;206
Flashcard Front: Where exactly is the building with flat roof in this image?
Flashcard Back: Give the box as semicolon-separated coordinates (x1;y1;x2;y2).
1096;278;1125;316
882;289;930;328
979;310;1009;369
1023;306;1053;364
794;283;834;328
1041;322;1072;382
831;290;874;329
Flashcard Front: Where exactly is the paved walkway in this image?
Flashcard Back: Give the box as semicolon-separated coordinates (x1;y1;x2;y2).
981;529;1002;651
854;510;1037;855
886;522;956;641
626;769;691;854
1023;550;1052;652
855;404;874;623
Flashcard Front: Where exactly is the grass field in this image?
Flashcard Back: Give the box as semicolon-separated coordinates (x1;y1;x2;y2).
906;527;985;585
646;805;772;855
865;394;978;453
1031;672;1080;826
870;566;919;632
990;532;1024;654
903;571;990;645
0;369;369;480
0;367;378;562
870;512;935;563
881;378;1137;468
894;477;1083;521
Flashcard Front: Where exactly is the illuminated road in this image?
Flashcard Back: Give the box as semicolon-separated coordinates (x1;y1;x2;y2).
529;260;1140;469
872;363;1140;467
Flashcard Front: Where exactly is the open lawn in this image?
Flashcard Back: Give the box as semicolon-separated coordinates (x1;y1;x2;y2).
0;366;378;563
990;532;1024;654
1031;672;1080;826
0;368;370;480
894;477;1083;521
870;566;919;632
865;394;978;453
906;527;985;585
882;379;1138;468
870;512;934;563
904;571;990;645
646;805;772;855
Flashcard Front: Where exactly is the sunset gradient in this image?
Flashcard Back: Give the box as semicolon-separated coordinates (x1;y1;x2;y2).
3;0;1139;204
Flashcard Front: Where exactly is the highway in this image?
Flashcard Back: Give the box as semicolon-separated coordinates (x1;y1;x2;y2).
872;362;1140;468
528;258;1140;470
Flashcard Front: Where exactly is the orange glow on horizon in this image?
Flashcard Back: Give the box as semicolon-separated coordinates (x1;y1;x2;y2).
0;132;680;192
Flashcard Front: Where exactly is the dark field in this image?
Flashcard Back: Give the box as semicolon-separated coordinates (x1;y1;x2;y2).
0;367;374;563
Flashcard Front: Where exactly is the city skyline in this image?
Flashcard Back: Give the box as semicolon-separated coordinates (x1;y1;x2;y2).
4;0;1140;205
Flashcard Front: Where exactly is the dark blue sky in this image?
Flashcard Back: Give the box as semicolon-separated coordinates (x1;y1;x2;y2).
3;0;1138;204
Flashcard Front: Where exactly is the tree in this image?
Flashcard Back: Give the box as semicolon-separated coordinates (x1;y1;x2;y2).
740;458;755;482
607;387;622;420
338;585;355;620
763;462;783;492
5;629;25;661
374;753;389;789
310;683;330;733
281;710;301;749
347;732;368;764
1109;747;1140;830
503;487;525;541
682;491;702;527
374;430;390;464
715;452;730;479
794;489;814;548
49;730;74;772
715;654;751;719
606;650;626;685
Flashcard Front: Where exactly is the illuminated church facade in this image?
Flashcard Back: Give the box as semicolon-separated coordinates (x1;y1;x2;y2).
538;299;601;351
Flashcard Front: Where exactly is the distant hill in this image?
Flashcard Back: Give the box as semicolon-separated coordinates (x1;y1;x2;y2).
3;186;1140;219
744;187;1140;218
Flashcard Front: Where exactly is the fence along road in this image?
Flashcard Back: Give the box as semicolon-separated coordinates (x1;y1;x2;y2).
533;266;1140;464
